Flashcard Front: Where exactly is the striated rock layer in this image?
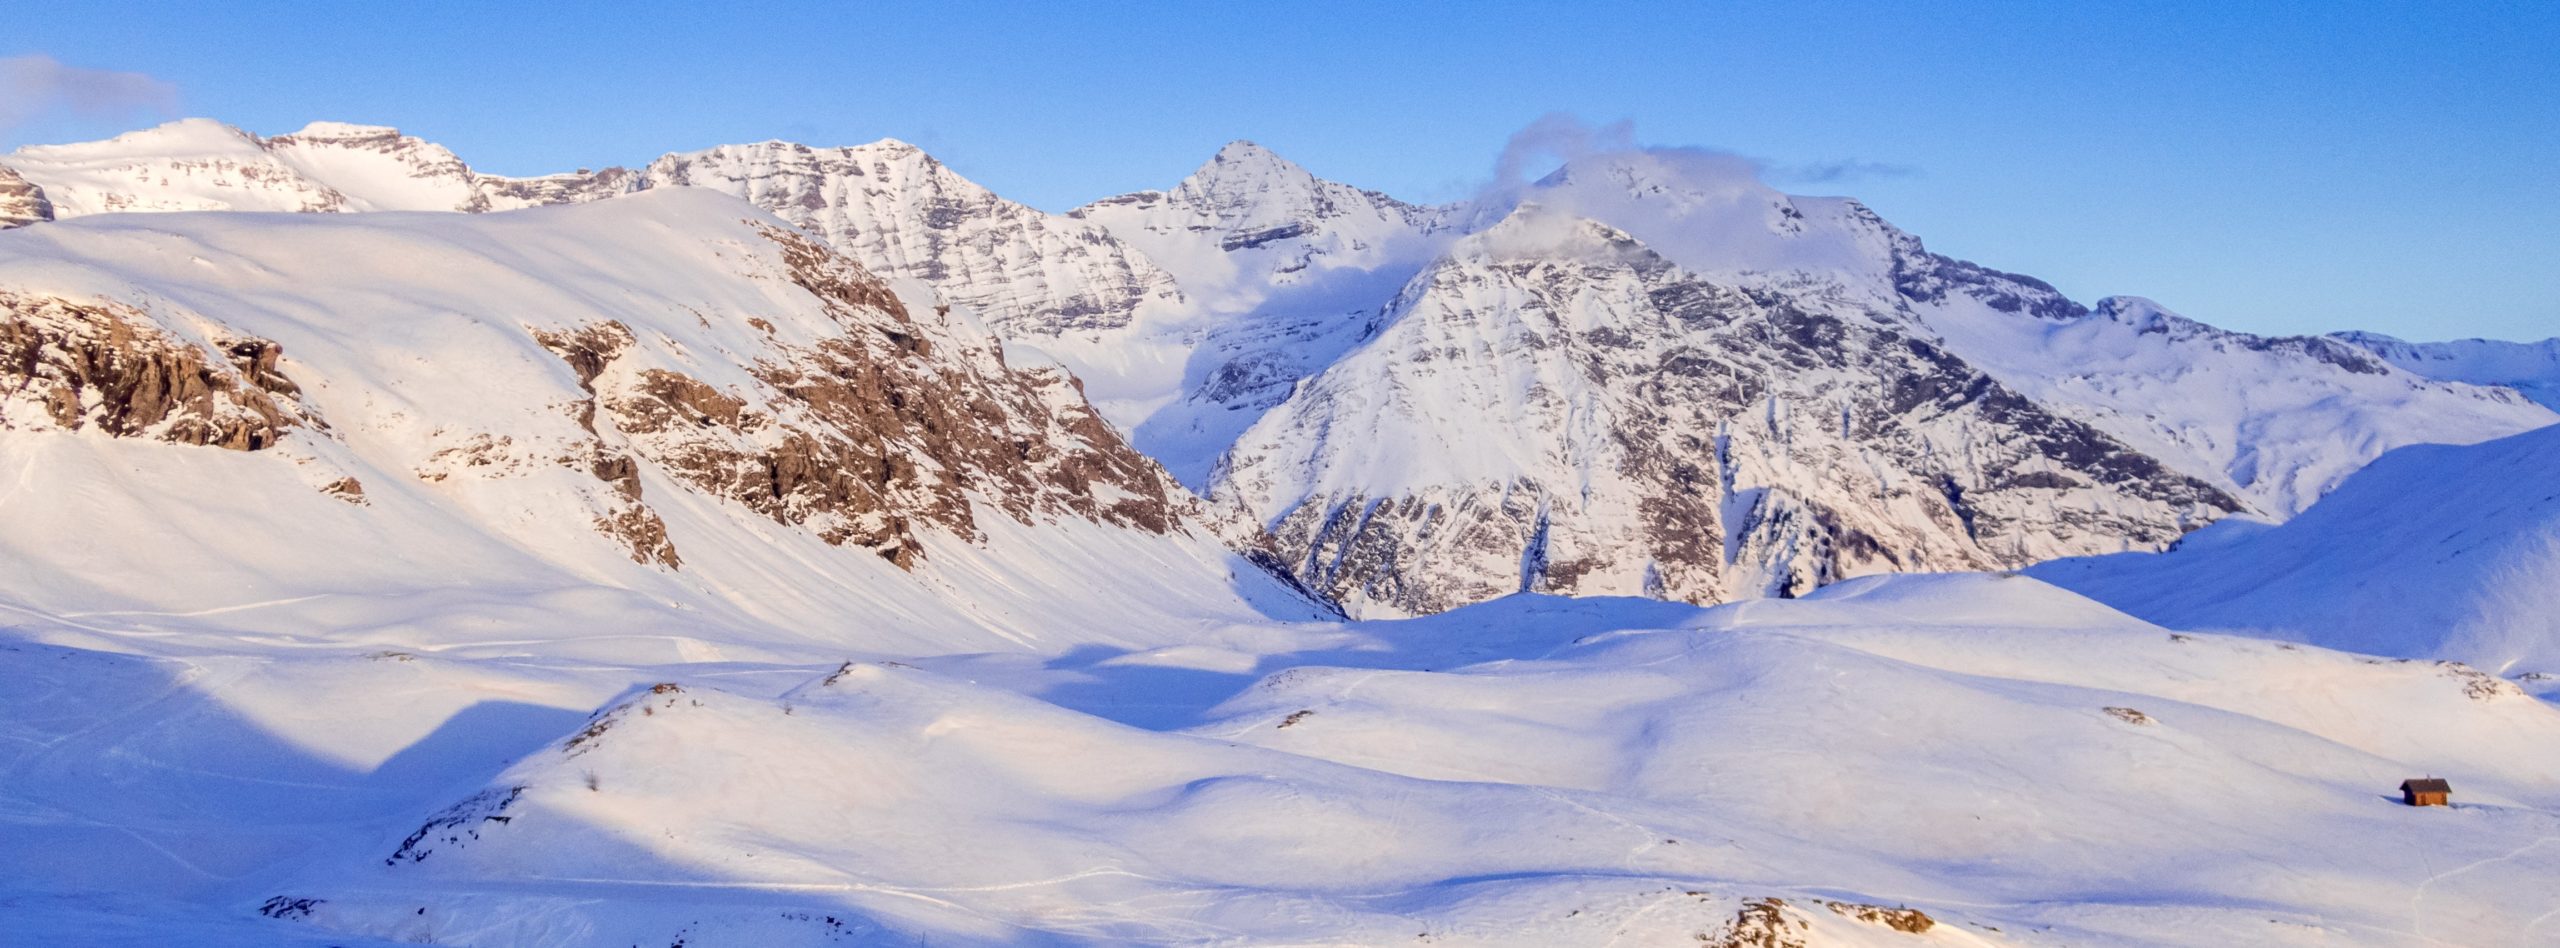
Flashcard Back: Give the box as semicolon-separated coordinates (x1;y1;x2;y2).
0;165;51;228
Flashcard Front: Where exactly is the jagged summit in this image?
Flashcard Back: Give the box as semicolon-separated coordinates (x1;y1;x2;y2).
633;135;1186;342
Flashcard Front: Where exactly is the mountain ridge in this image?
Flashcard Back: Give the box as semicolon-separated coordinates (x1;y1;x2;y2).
8;118;2551;617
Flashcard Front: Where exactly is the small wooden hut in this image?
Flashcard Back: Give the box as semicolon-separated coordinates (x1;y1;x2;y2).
2400;777;2451;807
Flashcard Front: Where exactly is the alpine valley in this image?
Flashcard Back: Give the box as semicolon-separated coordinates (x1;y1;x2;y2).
3;120;2557;947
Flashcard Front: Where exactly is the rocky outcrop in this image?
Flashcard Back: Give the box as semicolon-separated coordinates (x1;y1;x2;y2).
0;166;51;228
0;292;311;450
530;225;1203;570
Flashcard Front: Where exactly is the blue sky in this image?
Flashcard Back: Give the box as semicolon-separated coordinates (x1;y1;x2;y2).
7;1;2555;342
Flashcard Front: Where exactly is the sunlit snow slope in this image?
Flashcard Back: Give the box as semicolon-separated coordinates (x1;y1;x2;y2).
19;575;2529;947
2036;422;2560;674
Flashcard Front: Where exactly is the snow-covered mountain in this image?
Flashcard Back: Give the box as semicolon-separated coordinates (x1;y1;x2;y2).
1212;204;2239;615
1497;149;2557;517
0;119;592;216
0;190;1323;654
2333;330;2560;411
2035;422;2560;674
1;120;1201;421
8;121;2552;619
1063;140;1462;479
1173;150;2549;614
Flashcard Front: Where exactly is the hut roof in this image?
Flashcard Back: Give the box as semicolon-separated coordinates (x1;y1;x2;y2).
2401;778;2452;794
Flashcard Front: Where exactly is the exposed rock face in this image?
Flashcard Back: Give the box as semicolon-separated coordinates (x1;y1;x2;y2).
631;141;1186;336
1818;899;1934;934
527;223;1202;569
1216;209;2237;616
478;165;636;209
0;166;51;228
0;292;311;450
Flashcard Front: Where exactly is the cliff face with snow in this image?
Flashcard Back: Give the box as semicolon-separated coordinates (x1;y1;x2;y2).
0;165;51;228
629;141;1187;338
1213;207;2239;615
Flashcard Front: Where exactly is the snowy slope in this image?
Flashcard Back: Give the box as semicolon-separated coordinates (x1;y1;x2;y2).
3;574;2528;945
2033;422;2560;674
0;191;1321;656
2335;330;2560;411
1214;205;2237;616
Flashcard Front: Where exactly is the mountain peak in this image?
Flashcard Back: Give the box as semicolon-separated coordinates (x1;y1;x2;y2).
6;117;258;160
862;137;928;157
1212;138;1286;162
1193;138;1313;185
274;121;406;141
1460;201;1650;265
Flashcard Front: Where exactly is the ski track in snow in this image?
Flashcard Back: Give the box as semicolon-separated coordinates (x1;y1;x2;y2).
2411;833;2560;945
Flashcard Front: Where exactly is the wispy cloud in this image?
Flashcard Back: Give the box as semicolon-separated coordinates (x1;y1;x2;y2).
1488;112;1918;191
0;54;180;133
1493;112;1635;188
1765;158;1919;185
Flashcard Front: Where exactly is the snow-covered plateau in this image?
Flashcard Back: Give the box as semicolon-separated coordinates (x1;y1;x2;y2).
4;120;2558;946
